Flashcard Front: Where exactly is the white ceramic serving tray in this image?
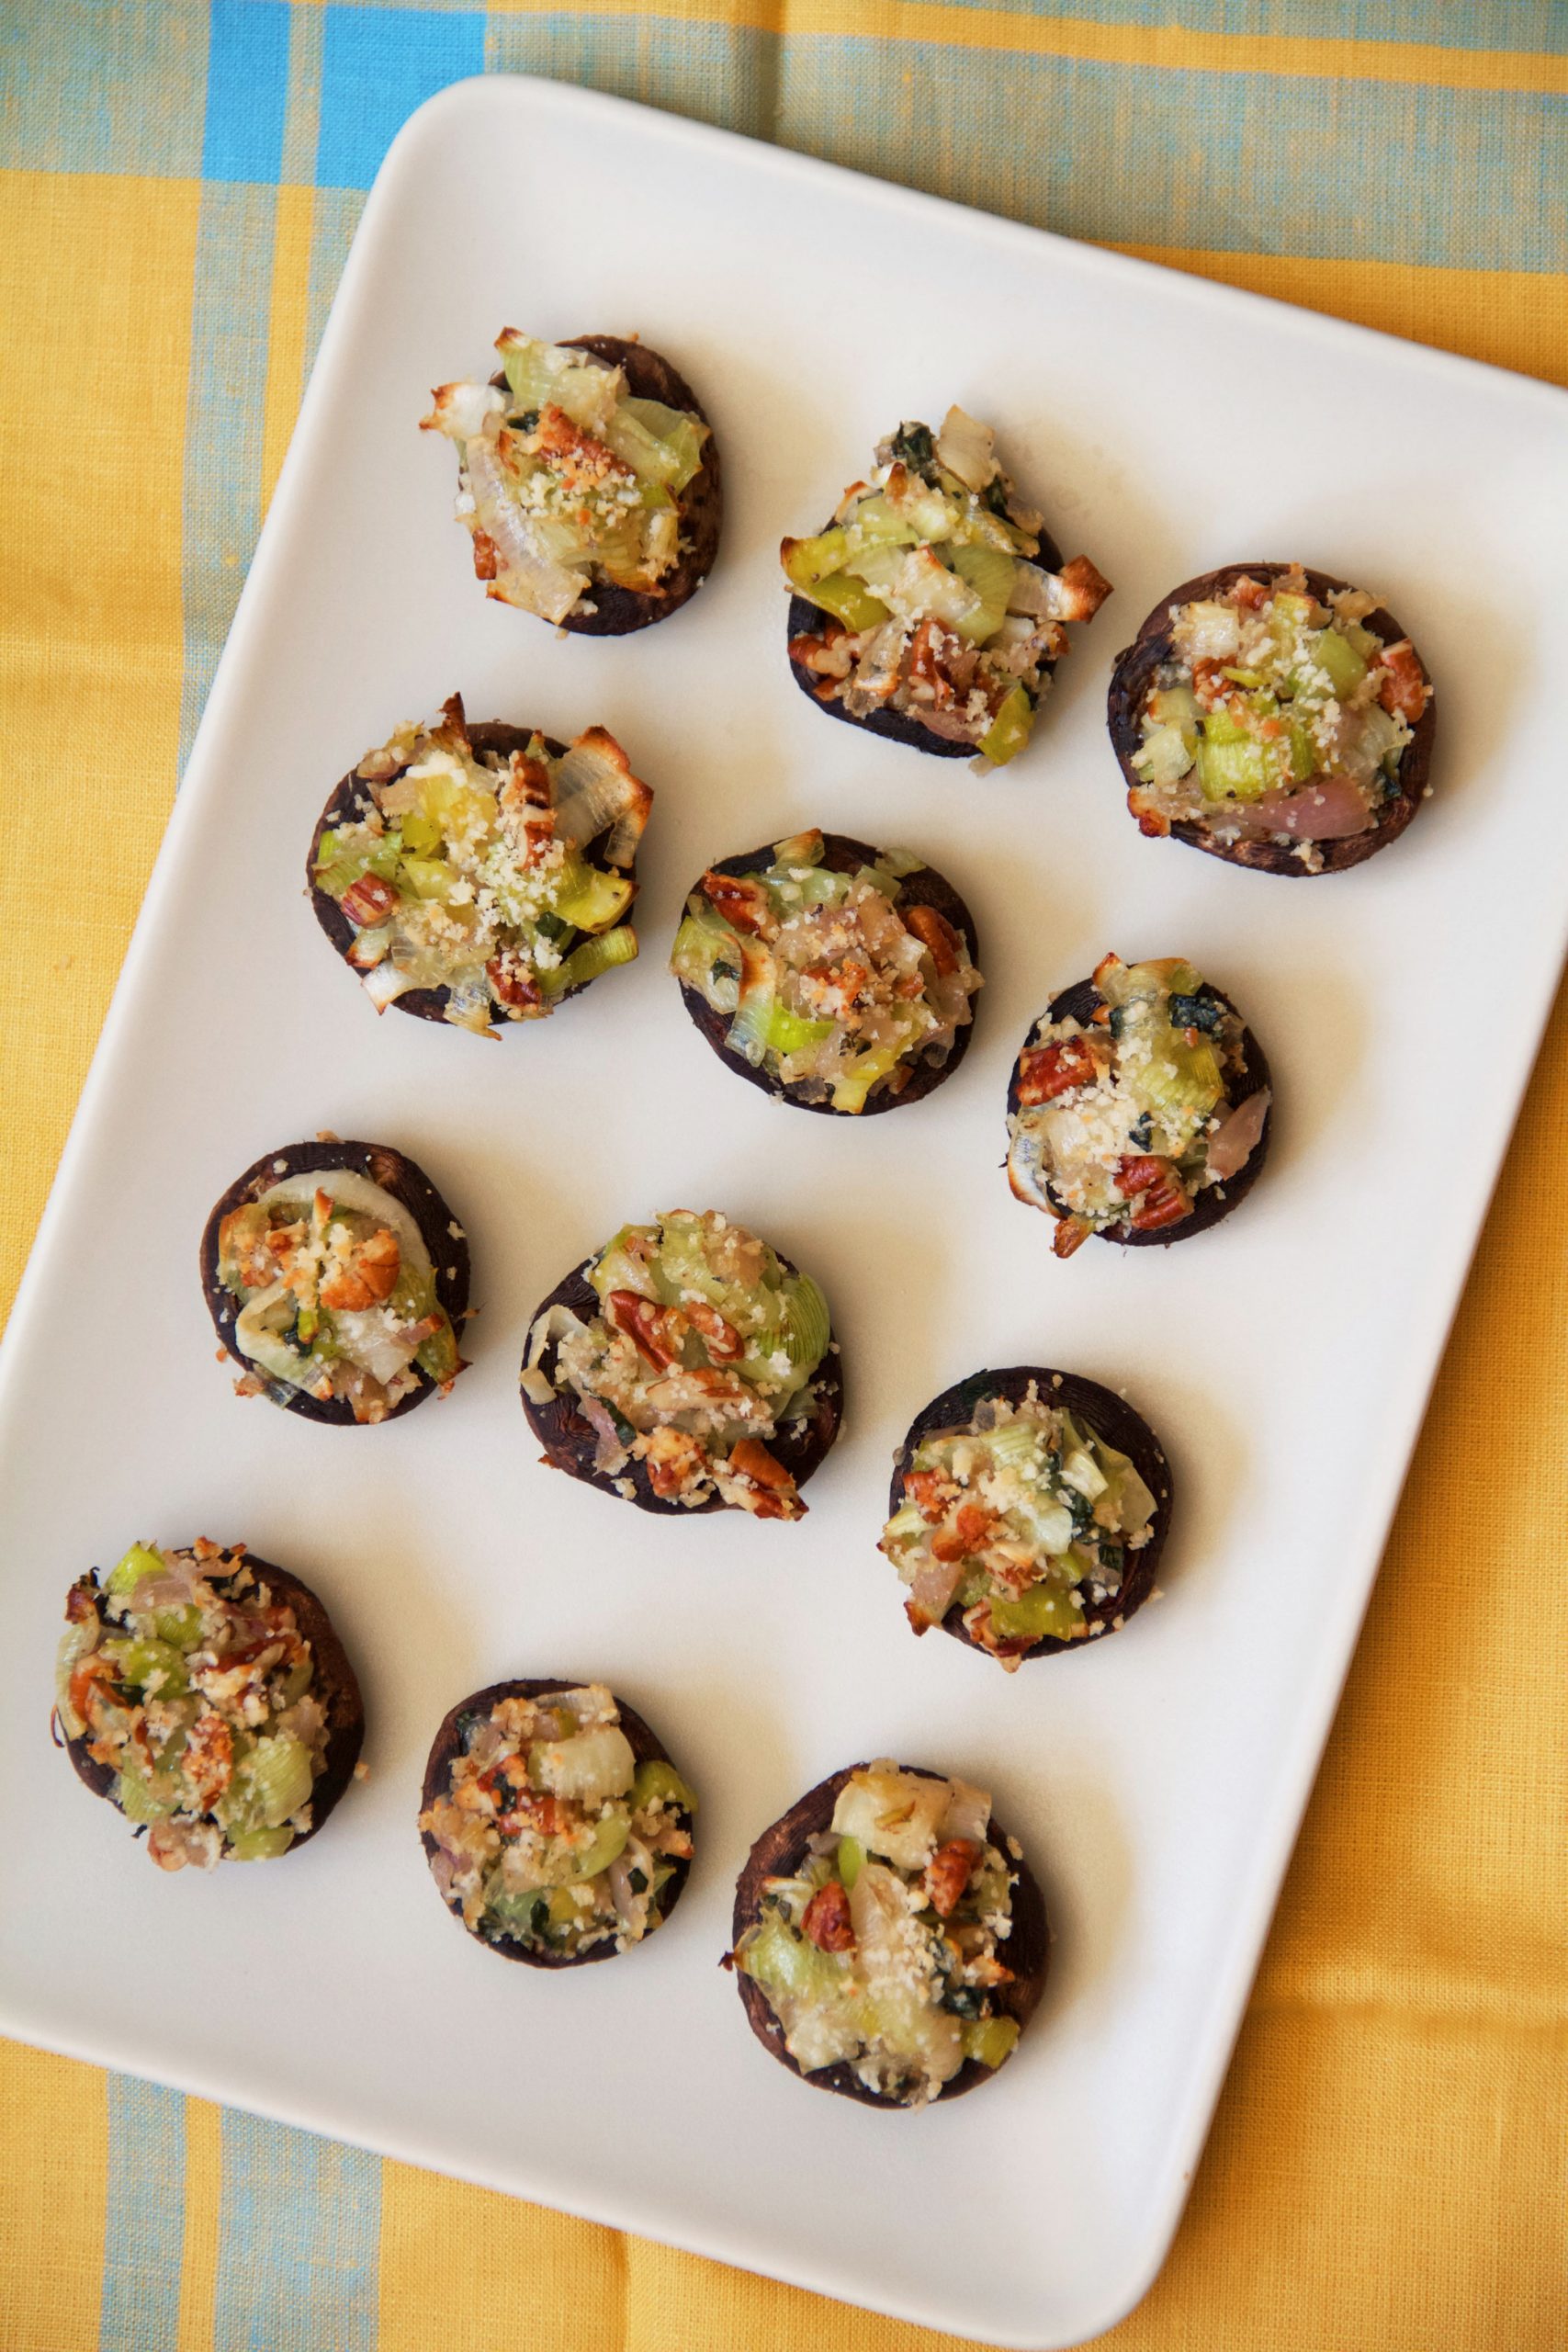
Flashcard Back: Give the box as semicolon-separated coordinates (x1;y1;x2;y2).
3;74;1566;2349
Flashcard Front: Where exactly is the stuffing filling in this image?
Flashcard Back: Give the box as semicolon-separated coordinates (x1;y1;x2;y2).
1126;566;1432;871
217;1166;463;1422
670;829;982;1111
1008;954;1270;1256
422;332;711;622
729;1763;1021;2106
525;1210;831;1519
420;1685;695;1959
56;1542;333;1870
315;694;649;1031
881;1385;1158;1667
784;407;1110;763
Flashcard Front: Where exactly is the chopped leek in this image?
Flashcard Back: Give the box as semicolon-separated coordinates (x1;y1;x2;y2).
1309;626;1369;699
988;1581;1087;1643
107;1543;165;1597
1196;733;1269;802
837;1835;864;1889
725;995;835;1067
777;1272;830;1371
945;542;1016;643
977;683;1035;766
631;1758;697;1815
961;2016;1020;2069
542;925;638;999
797;571;891;631
555;864;635;933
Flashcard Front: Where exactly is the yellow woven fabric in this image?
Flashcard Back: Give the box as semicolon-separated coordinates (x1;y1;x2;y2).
2;156;1564;2352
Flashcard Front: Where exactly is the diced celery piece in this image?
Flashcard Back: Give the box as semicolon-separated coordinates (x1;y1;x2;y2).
118;1638;188;1697
1310;626;1370;699
797;571;891;632
547;1886;582;1930
1132;722;1195;790
313;829;402;900
1342;619;1381;662
415;1313;460;1385
945;542;1015;643
830;1035;910;1114
153;1604;203;1652
977;684;1035;766
961;2015;1020;2069
554;865;635;934
1149;684;1201;734
1223;666;1266;688
487;1887;547;1939
740;1917;843;2007
571;1813;632;1880
1196;734;1269;803
881;1503;925;1547
632;1758;697;1815
415;774;497;842
230;1826;296;1862
400;855;456;901
1285;717;1318;781
542;925;638;999
400;811;441;855
837;1835;864;1890
988;1579;1087;1643
107;1543;165;1596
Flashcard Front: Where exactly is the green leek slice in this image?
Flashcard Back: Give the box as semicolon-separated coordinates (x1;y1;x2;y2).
977;684;1034;766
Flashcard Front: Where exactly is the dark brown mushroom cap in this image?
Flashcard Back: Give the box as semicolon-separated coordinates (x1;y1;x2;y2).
198;1137;471;1425
60;1550;364;1852
785;499;1065;759
481;336;721;637
675;832;982;1117
1105;562;1437;876
419;1678;694;1969
729;1761;1048;2106
886;1366;1173;1661
1007;975;1273;1249
307;719;637;1032
519;1247;843;1516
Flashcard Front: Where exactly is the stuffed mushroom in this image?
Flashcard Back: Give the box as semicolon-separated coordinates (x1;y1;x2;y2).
1007;955;1272;1255
1108;561;1435;875
420;1679;695;1966
521;1209;841;1519
201;1137;469;1424
670;828;982;1114
881;1367;1171;1667
727;1759;1046;2107
422;330;721;635
55;1539;363;1870
310;695;650;1030
784;408;1110;765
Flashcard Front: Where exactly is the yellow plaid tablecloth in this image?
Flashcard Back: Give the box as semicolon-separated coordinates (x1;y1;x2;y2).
2;6;1565;2346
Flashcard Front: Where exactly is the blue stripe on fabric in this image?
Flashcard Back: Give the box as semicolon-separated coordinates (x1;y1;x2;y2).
316;5;486;188
179;179;277;770
212;2112;380;2352
99;2076;186;2352
202;0;293;183
0;0;208;175
781;42;1568;270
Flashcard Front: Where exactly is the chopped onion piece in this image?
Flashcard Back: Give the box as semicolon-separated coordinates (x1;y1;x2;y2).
934;403;997;492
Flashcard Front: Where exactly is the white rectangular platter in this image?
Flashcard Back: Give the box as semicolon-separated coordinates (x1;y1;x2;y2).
3;75;1566;2351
